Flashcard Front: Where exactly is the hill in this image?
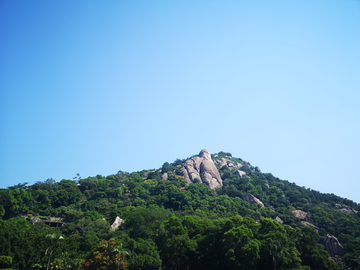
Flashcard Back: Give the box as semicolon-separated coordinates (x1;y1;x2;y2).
0;150;359;269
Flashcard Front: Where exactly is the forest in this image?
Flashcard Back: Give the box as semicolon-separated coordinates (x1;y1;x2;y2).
0;151;359;270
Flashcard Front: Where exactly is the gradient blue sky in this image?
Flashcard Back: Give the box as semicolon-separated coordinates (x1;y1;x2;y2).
1;0;359;203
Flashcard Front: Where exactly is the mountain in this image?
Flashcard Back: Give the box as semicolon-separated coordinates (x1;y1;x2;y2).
1;150;360;270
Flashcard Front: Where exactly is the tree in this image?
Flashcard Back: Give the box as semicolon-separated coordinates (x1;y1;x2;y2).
112;243;130;270
222;225;260;270
83;239;129;270
126;238;161;270
257;218;302;270
44;234;64;270
162;215;197;270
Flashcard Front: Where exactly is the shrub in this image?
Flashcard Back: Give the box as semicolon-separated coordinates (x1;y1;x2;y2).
0;256;12;268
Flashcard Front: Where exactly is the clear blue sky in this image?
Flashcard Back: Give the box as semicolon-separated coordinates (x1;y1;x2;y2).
1;0;359;203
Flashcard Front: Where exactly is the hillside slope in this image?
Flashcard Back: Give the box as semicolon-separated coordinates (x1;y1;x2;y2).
1;150;359;269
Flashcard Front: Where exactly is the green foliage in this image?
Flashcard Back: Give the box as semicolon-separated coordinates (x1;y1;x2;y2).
0;256;12;268
1;151;360;270
126;238;161;270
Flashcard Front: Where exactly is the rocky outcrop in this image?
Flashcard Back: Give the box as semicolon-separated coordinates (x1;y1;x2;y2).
142;170;155;178
300;221;319;231
161;172;168;180
182;149;222;189
110;216;124;231
292;210;310;221
318;234;344;261
339;207;358;215
335;204;358;215
214;157;244;171
275;216;283;224
243;194;264;207
234;170;247;177
255;166;261;173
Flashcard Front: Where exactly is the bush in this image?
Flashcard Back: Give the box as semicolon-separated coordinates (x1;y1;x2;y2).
0;256;12;268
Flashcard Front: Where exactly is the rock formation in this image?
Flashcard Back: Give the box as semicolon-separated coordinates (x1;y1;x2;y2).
318;234;344;260
181;149;222;189
275;216;283;224
339;207;358;215
243;193;264;207
142;170;155;178
110;216;124;231
255;166;261;173
300;221;319;231
234;170;247;177
214;157;245;172
292;210;310;221
161;172;168;180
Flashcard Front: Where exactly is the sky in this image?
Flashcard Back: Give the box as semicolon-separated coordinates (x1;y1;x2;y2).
1;0;359;203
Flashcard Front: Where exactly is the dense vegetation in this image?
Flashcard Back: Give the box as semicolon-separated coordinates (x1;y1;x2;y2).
0;151;359;269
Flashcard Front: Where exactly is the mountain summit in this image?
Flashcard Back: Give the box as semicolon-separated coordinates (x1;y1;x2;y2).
1;149;360;269
181;149;223;189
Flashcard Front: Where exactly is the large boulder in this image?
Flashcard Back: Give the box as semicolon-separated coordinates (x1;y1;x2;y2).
182;149;222;189
110;216;124;231
275;216;284;224
292;210;310;221
243;194;264;207
318;234;344;260
300;221;319;231
234;170;247;177
339;207;358;215
161;172;168;180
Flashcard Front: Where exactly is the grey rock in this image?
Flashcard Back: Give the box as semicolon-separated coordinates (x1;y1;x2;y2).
161;173;168;180
292;210;310;221
339;208;355;215
275;216;283;224
300;221;319;231
318;234;344;260
255;166;261;173
180;167;193;185
234;170;247;177
182;149;222;189
214;157;242;169
339;207;358;215
265;183;270;188
110;216;124;231
142;170;155;178
243;194;264;207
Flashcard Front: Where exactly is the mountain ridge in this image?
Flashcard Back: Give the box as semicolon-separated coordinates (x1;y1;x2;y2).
1;149;360;269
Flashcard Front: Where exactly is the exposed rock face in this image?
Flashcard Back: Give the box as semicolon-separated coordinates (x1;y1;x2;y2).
275;216;283;224
292;210;310;221
142;170;155;178
339;207;358;215
265;183;270;188
300;221;319;231
243;194;264;207
255;166;261;173
110;216;124;231
234;170;247;177
214;157;243;171
318;234;344;260
161;172;168;180
182;149;222;189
